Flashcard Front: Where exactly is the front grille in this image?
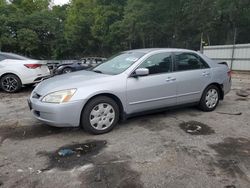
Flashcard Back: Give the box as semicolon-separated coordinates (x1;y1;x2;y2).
32;92;41;99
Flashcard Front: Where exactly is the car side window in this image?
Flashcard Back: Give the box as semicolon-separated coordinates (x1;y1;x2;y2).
174;53;209;71
138;52;172;75
0;55;6;61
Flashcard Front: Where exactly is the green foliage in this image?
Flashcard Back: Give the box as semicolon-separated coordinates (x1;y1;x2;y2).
17;28;39;55
0;0;250;59
0;0;67;59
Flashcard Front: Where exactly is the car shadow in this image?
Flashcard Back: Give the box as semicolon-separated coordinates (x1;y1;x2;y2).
124;106;202;123
0;106;203;144
0;123;80;145
0;86;34;98
119;106;203;131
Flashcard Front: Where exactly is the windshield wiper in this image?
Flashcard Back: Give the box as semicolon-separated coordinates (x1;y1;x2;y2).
93;70;103;74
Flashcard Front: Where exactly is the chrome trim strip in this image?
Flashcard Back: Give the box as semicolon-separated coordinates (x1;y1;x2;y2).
129;91;200;105
129;95;176;105
177;91;200;97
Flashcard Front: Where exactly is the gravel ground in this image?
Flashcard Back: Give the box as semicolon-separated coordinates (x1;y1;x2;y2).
0;72;250;188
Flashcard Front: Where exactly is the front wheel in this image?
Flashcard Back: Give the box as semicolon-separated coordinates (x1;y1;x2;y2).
199;85;220;112
81;96;119;134
0;74;22;93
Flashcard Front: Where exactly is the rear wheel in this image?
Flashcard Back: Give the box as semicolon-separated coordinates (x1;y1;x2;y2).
62;67;72;74
0;74;22;93
199;85;220;111
81;96;119;134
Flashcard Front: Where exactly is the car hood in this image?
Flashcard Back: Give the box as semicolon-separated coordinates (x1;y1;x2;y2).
34;70;111;95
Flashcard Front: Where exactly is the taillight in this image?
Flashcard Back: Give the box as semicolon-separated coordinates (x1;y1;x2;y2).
24;64;42;69
227;70;232;77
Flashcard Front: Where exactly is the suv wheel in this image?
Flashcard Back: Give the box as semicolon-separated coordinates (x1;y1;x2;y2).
81;96;119;134
0;74;22;93
199;85;220;112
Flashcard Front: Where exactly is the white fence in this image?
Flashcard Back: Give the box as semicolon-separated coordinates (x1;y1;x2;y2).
203;43;250;71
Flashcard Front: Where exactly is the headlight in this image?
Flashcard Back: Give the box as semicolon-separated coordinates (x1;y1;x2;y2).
41;89;77;103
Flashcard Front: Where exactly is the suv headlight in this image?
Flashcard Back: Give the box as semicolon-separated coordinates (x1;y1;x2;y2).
41;89;77;103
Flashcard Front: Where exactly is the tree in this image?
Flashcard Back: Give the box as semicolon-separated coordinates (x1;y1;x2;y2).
1;0;250;59
65;0;96;57
91;0;126;55
17;28;39;55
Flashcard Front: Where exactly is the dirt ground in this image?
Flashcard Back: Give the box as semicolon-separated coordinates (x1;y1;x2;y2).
0;72;250;188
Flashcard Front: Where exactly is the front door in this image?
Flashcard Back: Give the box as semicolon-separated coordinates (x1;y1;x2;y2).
126;52;177;114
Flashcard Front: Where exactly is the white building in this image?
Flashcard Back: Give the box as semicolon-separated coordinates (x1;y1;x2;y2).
204;44;250;71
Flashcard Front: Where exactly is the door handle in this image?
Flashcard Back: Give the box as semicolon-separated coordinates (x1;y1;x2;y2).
202;72;210;76
166;77;176;82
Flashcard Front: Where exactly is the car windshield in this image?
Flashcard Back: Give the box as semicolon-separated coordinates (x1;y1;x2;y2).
92;52;145;75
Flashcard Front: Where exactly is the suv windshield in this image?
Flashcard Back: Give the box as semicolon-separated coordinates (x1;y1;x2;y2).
92;52;145;75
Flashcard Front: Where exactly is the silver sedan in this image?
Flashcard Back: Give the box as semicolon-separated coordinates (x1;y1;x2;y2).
28;48;231;134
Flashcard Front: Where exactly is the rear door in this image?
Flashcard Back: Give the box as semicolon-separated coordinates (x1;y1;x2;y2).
173;52;212;104
126;52;178;114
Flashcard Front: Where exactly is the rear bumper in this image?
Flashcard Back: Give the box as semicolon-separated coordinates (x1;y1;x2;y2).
33;75;53;83
28;98;86;127
22;73;51;85
21;67;51;85
223;79;232;95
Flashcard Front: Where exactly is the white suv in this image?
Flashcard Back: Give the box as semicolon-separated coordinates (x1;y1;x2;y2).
0;52;50;93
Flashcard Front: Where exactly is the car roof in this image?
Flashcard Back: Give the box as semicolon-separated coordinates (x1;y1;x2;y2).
124;48;196;54
0;52;31;60
124;48;217;68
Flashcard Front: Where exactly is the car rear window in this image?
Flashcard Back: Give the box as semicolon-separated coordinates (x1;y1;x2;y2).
174;52;209;71
0;55;6;61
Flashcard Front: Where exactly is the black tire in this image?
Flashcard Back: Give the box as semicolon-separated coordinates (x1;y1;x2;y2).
199;85;220;112
62;67;73;74
81;96;119;134
0;74;22;93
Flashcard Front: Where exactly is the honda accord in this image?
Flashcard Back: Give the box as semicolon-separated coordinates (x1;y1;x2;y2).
28;49;231;134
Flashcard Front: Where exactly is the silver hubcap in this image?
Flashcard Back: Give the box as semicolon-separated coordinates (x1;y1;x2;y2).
205;89;218;108
89;103;115;130
2;77;18;92
64;69;71;73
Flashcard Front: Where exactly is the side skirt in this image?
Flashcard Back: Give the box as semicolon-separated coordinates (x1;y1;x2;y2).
121;102;200;121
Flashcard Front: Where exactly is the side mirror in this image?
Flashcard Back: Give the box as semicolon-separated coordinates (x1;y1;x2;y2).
133;68;149;77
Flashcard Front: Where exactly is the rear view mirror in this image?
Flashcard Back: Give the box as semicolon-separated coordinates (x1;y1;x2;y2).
133;68;149;77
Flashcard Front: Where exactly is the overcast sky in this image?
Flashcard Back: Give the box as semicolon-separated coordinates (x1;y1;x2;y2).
53;0;70;6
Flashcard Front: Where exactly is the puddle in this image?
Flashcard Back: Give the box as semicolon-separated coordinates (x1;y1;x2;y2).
209;138;250;180
10;140;142;188
37;140;107;170
236;90;249;97
217;112;242;116
210;138;250;158
80;161;143;188
225;185;236;188
0;124;77;144
179;121;215;135
235;98;248;101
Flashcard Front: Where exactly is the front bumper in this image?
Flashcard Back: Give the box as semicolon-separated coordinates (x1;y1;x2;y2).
28;98;86;127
